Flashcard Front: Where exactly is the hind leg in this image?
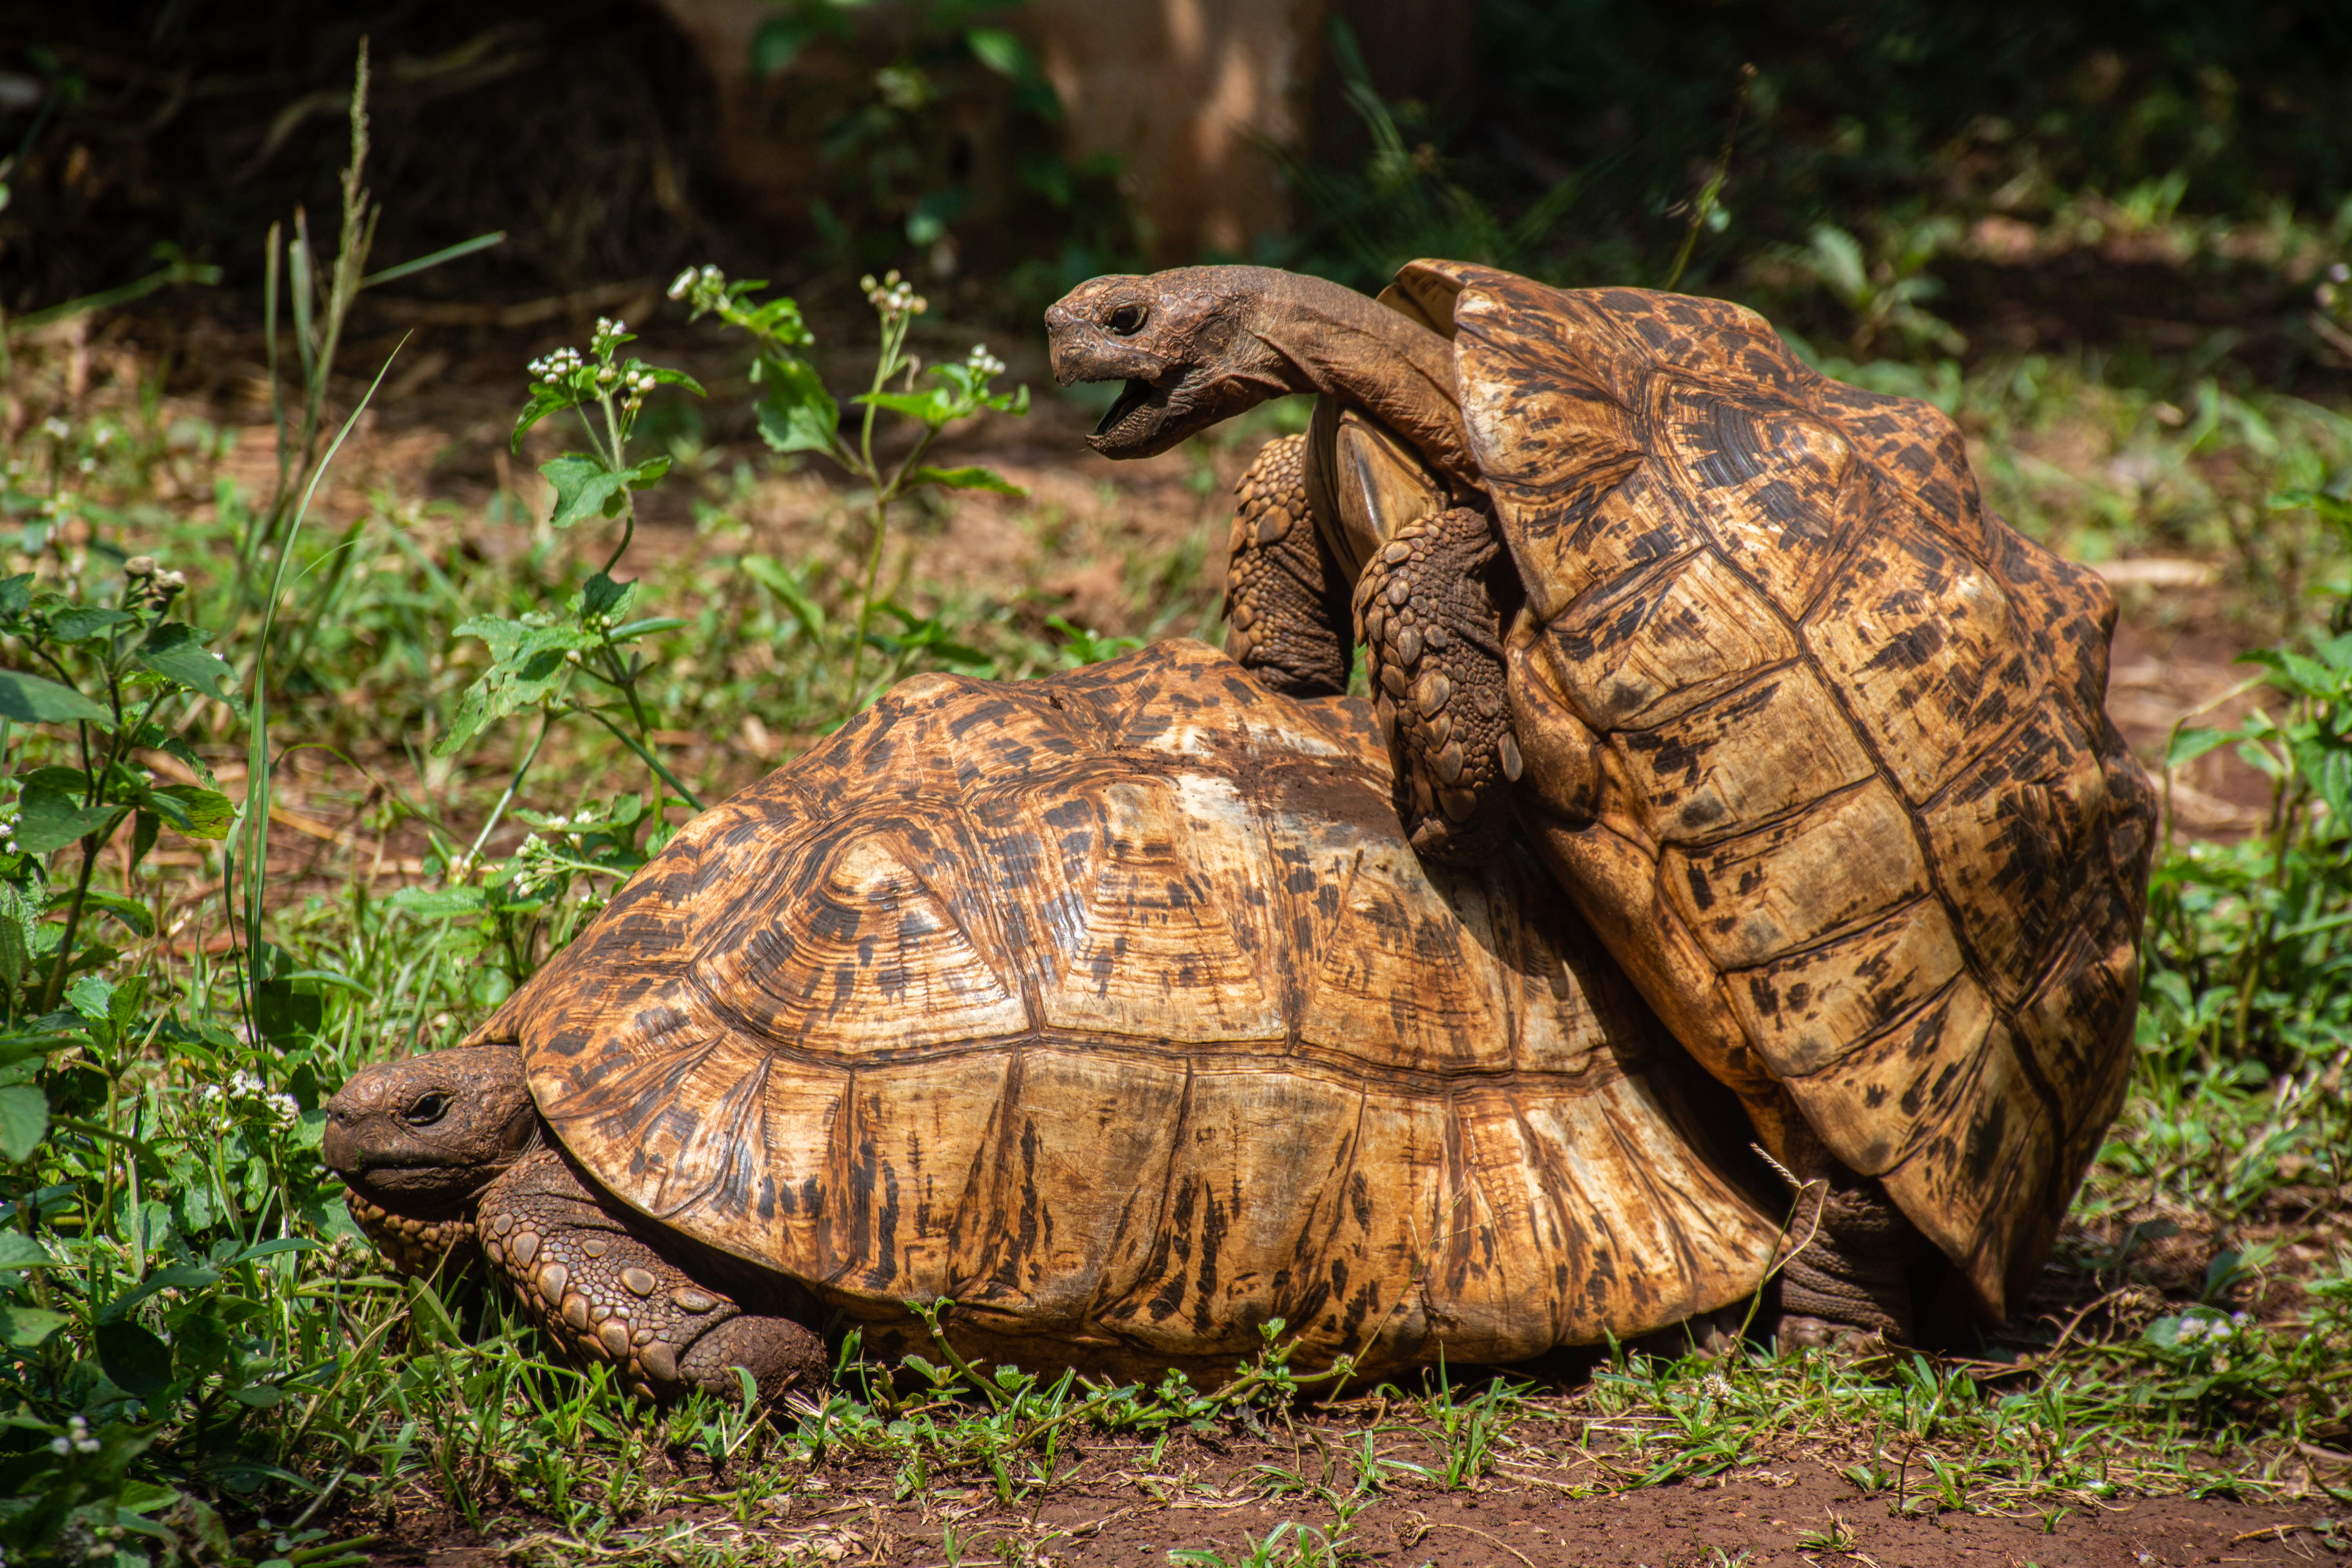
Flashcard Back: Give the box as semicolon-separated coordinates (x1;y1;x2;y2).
1774;1174;1924;1352
477;1149;826;1403
1352;505;1517;861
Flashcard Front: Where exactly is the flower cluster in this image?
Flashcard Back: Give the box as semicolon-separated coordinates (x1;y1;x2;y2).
194;1067;301;1131
0;813;19;855
528;346;585;385
592;316;630;358
669;263;727;313
2174;1309;2257;1345
49;1414;100;1456
40;416;71;442
862;270;928;316
965;343;1006;378
508;832;572;901
124;554;188;612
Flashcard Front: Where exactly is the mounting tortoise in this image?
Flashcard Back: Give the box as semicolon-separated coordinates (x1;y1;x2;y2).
325;641;1790;1401
1045;263;2158;1337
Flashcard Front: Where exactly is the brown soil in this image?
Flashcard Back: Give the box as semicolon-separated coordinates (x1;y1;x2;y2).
353;1432;2349;1567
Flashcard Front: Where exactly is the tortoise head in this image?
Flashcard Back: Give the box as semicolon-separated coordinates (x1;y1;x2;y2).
1045;266;1301;459
1046;265;1475;479
323;1045;540;1269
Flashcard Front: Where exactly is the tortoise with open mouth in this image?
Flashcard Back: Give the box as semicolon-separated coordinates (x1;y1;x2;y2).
325;641;1786;1401
1045;264;2156;1342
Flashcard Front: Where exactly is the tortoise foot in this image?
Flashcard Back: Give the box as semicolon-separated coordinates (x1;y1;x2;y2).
479;1149;826;1403
1352;505;1516;862
1773;1314;1895;1369
1774;1178;1920;1351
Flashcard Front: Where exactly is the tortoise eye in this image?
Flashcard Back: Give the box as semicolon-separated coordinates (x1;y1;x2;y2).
1107;304;1146;335
403;1091;451;1127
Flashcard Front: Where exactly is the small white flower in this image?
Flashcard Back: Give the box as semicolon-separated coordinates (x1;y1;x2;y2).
669;267;698;300
49;1436;71;1455
2176;1316;2205;1342
41;416;70;440
2331;261;2350;283
267;1092;300;1128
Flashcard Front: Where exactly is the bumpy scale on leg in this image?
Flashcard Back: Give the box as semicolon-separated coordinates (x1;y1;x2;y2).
1350;505;1517;862
1775;1175;1924;1353
477;1149;826;1403
344;1189;476;1278
1222;434;1353;697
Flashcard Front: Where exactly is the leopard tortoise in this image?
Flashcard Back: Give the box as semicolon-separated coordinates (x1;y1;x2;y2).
1045;263;2158;1337
325;641;1787;1400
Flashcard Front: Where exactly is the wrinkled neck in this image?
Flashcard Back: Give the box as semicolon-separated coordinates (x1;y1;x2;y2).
1247;271;1474;483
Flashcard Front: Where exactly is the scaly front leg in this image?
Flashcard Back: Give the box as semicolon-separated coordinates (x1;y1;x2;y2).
1223;433;1354;697
1352;505;1518;861
477;1148;826;1403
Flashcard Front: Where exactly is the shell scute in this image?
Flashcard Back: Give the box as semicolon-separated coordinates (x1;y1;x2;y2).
1800;512;2037;804
1659;779;1931;973
1918;706;2111;1005
1726;898;1967;1080
1546;547;1799;731
1611;666;1878;849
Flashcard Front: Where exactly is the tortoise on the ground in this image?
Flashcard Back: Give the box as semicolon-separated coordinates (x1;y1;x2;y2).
325;641;1784;1399
1045;265;2157;1338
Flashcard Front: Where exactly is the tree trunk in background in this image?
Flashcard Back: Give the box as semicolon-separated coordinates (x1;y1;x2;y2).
649;0;1344;264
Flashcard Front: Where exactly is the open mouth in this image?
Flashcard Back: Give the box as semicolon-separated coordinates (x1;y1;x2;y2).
1093;377;1164;439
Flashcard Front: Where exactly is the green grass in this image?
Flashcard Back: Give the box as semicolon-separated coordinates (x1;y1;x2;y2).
1;122;2350;1568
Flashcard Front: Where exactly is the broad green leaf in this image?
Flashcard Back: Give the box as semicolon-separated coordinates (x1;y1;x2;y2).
436;617;590;755
95;1319;174;1398
135;623;244;712
0;667;109;724
158;735;219;788
2164;726;2234;769
67;974;116;1022
49;606;134;642
855;389;949;423
143;783;235;840
579;572;637;626
74;891;154;938
0;1081;48;1160
905;465;1026;496
0;1230;55;1267
15;773;123;855
512;381;584;449
542;454;630;528
0;1302;68;1348
755;355;840;454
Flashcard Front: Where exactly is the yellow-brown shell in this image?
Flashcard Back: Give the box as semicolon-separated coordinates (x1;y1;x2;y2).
1385;260;2157;1319
472;640;1779;1378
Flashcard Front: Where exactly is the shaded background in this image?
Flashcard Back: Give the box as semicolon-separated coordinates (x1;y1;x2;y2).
4;0;2348;384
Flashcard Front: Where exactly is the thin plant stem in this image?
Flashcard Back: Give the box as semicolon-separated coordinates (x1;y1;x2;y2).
459;709;556;877
578;704;702;811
